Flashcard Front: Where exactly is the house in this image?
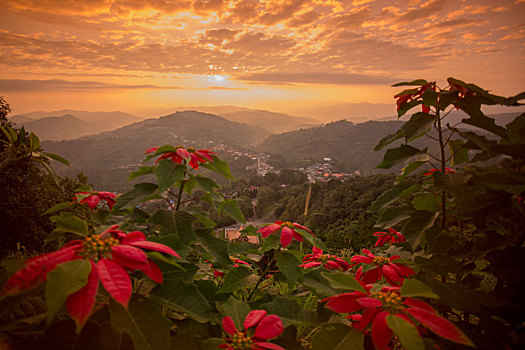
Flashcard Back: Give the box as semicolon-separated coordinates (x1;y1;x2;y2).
223;225;259;244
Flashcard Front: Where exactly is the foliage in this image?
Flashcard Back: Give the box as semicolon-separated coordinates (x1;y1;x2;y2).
0;78;523;350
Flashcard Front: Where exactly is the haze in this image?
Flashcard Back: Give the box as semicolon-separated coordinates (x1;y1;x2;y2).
0;0;524;119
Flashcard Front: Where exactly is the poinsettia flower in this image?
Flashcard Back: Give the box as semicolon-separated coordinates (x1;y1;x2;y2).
1;225;179;330
258;221;313;248
300;247;350;271
220;310;285;350
423;167;456;177
75;191;117;210
373;228;406;247
323;286;473;349
394;82;436;114
145;145;215;170
351;249;415;286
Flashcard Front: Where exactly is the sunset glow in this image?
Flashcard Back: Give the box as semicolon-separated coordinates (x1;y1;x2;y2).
0;0;524;117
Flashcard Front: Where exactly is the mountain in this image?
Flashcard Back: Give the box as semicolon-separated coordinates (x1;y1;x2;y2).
9;110;140;139
22;115;94;140
41;111;270;190
257;120;404;174
289;102;396;123
220;110;321;133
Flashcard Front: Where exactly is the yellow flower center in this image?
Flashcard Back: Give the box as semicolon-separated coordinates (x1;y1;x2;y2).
372;256;390;266
81;235;119;260
320;254;333;262
372;291;403;313
230;331;253;350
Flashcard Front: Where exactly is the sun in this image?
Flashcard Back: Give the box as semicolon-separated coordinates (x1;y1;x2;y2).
211;75;226;82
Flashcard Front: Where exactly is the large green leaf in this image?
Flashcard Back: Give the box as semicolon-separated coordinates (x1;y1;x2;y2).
375;206;413;229
155;159;186;193
276;251;302;289
311;324;364;350
374;130;404;151
149;279;215;323
195;228;231;267
398;100;422;118
45;260;92;322
321;272;366;294
195;176;220;192
110;296;171;350
411;193;440;212
448;139;469;166
113;183;158;211
29;132;40;150
219;267;258;294
128;166;155;181
370;184;410;212
302;270;336;296
376;145;424;169
216;296;250;331
399;159;428;180
48;212;89;244
221;199;246;224
259;297;317;328
392;80;428;87
386;315;425;350
402;210;440;248
149;210;197;244
401;112;437;142
202;156;234;180
400;279;438;299
43;152;70;166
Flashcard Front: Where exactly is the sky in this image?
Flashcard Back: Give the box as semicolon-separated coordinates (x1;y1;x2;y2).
0;0;524;118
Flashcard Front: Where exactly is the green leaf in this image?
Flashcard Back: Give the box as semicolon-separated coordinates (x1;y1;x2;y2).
398;100;422;118
202;156;234;180
50;212;89;240
259;297;317;327
303;270;336;296
371;184;411;212
375;206;413;229
401;112;437;142
386;315;425;350
321;272;366;293
448;139;469;166
39;160;60;186
506;112;525;144
43;152;70;166
261;234;280;252
221;199;246;224
399;160;428;180
195;176;220;192
216;296;250;331
113;183;158;211
376;145;424;169
411;193;440;212
44;202;71;215
311;324;364;350
155;159;186;193
293;227;329;251
374;130;405;151
402;211;440;248
421;89;438;109
128;166;155;181
400;279;438;299
219;267;258;294
45;260;91;323
392;79;428;87
149;210;197;244
195;228;231;267
437;89;460;111
109;296;171;350
149;279;215;323
276;251;302;289
29;132;40;150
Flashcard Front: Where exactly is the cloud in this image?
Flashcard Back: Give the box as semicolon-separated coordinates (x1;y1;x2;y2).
0;79;183;92
236;72;396;85
395;0;451;24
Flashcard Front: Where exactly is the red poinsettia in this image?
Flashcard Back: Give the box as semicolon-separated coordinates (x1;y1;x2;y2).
74;191;117;210
258;221;313;248
1;225;179;329
300;247;350;271
373;228;406;247
394;82;436;114
423;167;456;177
145;146;215;170
351;249;415;286
212;257;251;278
323;286;473;349
220;310;285;350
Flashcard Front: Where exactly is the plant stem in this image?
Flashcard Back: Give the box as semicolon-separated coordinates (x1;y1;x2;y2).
175;178;187;211
248;253;276;301
436;109;447;229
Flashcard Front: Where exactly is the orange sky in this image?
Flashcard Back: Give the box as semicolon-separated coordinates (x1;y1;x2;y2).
0;0;524;117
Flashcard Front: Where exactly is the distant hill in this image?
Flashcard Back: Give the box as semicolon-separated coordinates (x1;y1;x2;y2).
10;110;140;139
42;110;269;190
21;115;94;140
220;110;321;133
257;120;404;174
289;102;396;123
